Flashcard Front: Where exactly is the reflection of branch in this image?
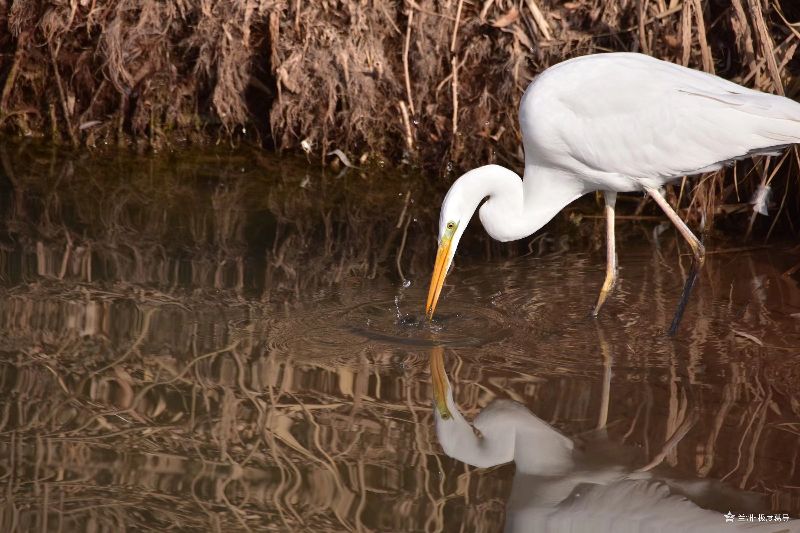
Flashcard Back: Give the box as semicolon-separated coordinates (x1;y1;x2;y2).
396;214;412;282
620;401;643;444
721;379;769;484
263;357;303;530
76;307;155;394
738;383;772;489
697;368;738;477
635;408;699;473
287;390;356;532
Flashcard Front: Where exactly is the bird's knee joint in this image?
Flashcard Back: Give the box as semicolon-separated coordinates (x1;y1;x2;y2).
695;243;706;264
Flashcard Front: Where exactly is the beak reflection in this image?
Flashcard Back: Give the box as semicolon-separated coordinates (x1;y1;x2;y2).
430;346;451;419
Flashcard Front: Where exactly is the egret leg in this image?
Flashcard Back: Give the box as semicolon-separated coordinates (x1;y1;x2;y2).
592;191;618;316
644;187;706;335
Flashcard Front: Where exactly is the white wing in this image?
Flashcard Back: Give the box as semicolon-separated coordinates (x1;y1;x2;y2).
508;479;800;533
520;53;800;192
474;400;575;475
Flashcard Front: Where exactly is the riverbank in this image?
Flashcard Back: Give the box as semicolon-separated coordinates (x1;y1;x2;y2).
1;1;799;234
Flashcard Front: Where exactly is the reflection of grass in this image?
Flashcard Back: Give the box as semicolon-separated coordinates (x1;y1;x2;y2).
4;140;794;311
0;296;477;530
2;246;800;529
1;142;800;530
0;141;453;300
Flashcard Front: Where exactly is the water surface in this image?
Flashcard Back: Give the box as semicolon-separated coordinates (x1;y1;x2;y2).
1;141;799;531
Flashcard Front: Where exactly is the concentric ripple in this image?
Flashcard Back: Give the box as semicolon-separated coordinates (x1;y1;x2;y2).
347;300;513;347
264;294;515;365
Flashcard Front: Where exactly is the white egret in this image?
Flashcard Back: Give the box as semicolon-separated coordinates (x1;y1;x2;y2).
430;348;797;532
425;52;800;333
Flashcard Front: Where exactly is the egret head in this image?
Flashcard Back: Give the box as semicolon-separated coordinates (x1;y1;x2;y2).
425;165;524;319
425;178;477;319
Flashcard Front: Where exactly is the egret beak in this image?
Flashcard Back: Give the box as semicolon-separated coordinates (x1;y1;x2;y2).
426;229;456;319
430;347;451;419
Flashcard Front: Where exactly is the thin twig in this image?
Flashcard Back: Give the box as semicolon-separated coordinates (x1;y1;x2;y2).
524;0;553;41
403;9;415;116
746;0;784;95
635;409;698;472
0;32;27;118
48;41;78;146
396;214;412;282
450;0;464;142
399;101;415;153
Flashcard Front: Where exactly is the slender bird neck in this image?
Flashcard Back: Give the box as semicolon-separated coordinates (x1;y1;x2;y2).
435;384;576;472
466;164;585;242
434;386;515;468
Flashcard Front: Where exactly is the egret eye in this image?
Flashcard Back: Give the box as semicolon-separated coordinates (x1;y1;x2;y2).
446;222;455;230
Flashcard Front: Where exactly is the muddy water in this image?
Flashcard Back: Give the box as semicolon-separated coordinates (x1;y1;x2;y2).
1;141;800;532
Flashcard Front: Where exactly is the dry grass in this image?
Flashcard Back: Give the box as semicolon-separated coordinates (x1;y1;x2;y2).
0;1;797;158
0;0;259;148
1;1;799;234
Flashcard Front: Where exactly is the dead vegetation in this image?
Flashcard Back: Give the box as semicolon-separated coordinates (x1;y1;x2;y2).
0;1;799;235
0;1;797;158
0;0;259;147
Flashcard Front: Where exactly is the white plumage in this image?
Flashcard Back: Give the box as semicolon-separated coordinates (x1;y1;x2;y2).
429;348;799;532
520;53;799;190
426;52;800;332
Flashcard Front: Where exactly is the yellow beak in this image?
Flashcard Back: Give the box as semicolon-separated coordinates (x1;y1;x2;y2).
430;346;452;419
425;239;453;319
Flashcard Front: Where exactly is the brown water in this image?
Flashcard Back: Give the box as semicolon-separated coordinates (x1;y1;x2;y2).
1;141;800;531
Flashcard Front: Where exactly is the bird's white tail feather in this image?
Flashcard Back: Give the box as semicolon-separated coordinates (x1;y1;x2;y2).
681;89;800;122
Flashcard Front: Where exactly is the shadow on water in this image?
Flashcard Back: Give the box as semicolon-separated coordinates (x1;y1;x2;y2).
1;140;800;531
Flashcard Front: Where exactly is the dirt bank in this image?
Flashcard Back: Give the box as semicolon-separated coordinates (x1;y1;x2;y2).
0;1;799;233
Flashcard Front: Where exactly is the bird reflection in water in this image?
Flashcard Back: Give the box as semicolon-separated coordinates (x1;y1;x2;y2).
429;347;798;532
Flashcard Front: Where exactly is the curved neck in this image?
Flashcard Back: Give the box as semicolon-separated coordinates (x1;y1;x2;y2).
434;381;575;473
459;165;586;242
434;385;515;469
